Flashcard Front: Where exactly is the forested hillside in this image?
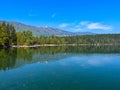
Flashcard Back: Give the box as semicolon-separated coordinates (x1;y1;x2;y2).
0;22;120;48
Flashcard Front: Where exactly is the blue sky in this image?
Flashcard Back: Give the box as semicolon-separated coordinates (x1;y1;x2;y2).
0;0;120;33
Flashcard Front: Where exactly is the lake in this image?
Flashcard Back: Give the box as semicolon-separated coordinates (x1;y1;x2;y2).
0;46;120;90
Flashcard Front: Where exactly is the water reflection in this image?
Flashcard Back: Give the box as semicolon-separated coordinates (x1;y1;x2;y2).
66;54;116;67
0;46;120;71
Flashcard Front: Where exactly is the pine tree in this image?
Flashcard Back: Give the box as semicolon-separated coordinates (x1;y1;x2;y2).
9;24;17;45
0;22;9;47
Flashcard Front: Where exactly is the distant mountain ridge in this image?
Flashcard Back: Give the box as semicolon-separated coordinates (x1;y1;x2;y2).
0;20;95;36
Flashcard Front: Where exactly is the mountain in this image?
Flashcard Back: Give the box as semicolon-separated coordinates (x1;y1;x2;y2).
0;21;95;36
11;22;74;36
74;32;95;35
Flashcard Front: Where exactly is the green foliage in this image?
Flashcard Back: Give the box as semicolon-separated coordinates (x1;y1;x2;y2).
0;22;9;45
0;22;17;47
31;34;120;45
16;30;34;45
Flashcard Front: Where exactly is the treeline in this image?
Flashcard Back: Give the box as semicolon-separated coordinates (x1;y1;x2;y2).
17;33;120;45
16;32;120;45
0;22;17;47
0;22;120;47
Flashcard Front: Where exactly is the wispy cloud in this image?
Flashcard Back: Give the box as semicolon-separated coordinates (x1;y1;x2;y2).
57;21;112;33
87;22;112;30
59;23;69;28
73;21;112;32
79;21;89;26
51;13;56;18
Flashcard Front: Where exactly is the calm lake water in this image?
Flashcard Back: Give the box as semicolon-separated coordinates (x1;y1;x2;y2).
0;46;120;90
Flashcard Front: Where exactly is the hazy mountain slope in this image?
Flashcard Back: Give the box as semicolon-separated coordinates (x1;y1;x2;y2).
11;22;75;36
0;21;94;36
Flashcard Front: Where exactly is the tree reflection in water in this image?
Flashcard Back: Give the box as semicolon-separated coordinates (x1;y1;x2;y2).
0;46;120;71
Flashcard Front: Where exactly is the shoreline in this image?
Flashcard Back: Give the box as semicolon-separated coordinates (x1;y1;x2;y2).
12;44;119;48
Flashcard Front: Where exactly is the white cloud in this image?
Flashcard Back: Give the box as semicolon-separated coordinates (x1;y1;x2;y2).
79;21;89;26
74;21;112;31
87;23;112;30
57;21;112;32
51;13;56;18
59;23;69;28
